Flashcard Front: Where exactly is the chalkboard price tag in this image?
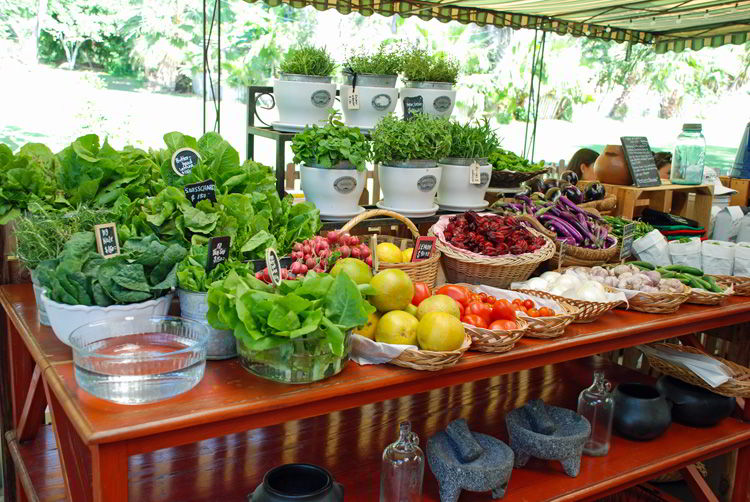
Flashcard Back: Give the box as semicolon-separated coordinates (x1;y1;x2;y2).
265;247;282;286
469;161;481;185
620;136;661;188
184;179;217;206
172;147;201;176
347;88;360;110
620;223;636;261
94;223;120;259
206;236;230;273
402;96;424;121
411;236;436;262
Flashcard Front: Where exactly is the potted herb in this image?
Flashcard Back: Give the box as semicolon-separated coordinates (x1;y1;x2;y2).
292;113;372;218
400;48;460;118
340;43;403;131
437;120;500;210
371;114;452;215
274;44;337;132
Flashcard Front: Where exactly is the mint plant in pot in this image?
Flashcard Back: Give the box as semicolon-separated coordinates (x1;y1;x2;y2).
372;114;452;216
274;45;337;132
292;113;372;219
340;43;403;131
437;119;500;210
400;48;460;118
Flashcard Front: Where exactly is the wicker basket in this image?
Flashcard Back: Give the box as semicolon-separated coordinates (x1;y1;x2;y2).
712;275;750;296
514;289;624;323
523;216;620;267
686;285;733;305
428;217;555;288
519;301;579;338
578;194;617;212
390;333;472;371
643;343;750;398
625;284;692;314
340;209;441;288
489;169;545;188
464;318;527;353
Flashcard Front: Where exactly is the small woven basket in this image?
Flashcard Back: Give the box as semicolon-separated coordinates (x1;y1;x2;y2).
625;284;692;314
519;301;579;339
686;285;733;305
514;289;624;323
489;169;545;188
712;275;750;296
578;194;617;212
340;209;441;288
643;343;750;398
523;215;620;267
390;333;472;371
464;318;527;353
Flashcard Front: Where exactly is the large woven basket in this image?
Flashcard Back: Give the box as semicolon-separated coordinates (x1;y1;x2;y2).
340;209;441;288
643;343;750;398
624;284;692;314
464;318;527;353
514;289;624;323
712;275;750;296
390;333;472;371
428;216;555;288
523;216;620;267
686;285;733;305
489;169;545;188
519;301;579;338
578;194;617;213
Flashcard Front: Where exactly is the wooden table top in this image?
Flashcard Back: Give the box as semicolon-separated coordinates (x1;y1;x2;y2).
3;283;750;450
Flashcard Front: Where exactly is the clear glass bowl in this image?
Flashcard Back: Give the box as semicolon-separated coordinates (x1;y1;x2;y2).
69;316;208;405
237;333;351;384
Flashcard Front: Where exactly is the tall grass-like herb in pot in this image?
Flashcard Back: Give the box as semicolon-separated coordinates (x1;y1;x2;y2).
400;47;460;118
279;44;336;77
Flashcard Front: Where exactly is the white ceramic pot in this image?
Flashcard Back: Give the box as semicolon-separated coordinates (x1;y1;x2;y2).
300;163;366;216
31;269;50;326
42;292;174;346
437;158;492;208
340;73;398;131
379;161;442;211
273;74;337;129
400;81;456;118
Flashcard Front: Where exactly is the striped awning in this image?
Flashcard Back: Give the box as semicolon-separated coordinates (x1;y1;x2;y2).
246;0;750;53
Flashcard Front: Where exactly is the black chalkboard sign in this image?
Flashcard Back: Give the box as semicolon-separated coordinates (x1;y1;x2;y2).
184;179;217;206
411;236;436;262
620;136;661;188
619;222;636;260
172;147;201;176
265;247;282;286
403;96;424;121
94;223;120;258
206;236;230;272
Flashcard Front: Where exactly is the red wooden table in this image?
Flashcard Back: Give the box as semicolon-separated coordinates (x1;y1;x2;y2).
1;283;749;502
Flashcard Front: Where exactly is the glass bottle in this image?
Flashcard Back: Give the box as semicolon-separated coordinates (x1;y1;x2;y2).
380;421;424;502
577;372;614;457
671;123;706;185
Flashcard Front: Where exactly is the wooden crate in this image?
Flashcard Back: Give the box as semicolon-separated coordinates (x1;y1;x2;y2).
719;176;750;206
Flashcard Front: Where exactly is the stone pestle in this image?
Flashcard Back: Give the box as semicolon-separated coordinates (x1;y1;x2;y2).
445;418;484;463
523;399;556;435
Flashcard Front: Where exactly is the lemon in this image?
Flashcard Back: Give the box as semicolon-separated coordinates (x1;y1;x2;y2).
417;312;465;351
353;311;380;340
376;242;403;264
375;311;419;345
402;247;414;262
404;304;418;317
370;269;414;312
416;294;461;320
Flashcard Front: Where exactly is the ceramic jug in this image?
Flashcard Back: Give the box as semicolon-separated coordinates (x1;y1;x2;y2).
249;464;344;502
613;383;671;441
657;376;735;427
594;145;632;185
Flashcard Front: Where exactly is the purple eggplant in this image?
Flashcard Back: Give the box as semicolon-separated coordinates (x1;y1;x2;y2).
560;170;579;185
584;182;606;202
545;186;562;202
561;185;583;204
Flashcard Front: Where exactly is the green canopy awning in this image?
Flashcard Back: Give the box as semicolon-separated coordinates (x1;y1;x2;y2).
247;0;750;53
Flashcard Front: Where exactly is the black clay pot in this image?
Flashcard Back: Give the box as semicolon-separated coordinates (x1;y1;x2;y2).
613;383;672;441
657;376;736;427
249;464;344;502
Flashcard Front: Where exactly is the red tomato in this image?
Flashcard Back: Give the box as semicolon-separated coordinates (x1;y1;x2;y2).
479;292;488;302
527;308;540;318
411;282;431;306
462;314;488;329
466;301;493;323
539;307;554;317
436;285;470;307
457;301;465;317
523;299;534;310
490;320;517;330
491;301;516;322
512;298;522;306
497;298;510;306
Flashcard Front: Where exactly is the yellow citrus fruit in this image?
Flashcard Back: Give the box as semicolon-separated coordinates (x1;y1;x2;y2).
416;294;461;320
331;257;372;285
376;242;403;264
404;304;418;317
417;312;466;351
353;311;380;340
370;269;414;312
375;310;419;345
402;247;414;262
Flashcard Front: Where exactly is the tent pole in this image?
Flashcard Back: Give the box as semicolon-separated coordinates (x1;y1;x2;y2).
522;28;539;159
530;30;547;162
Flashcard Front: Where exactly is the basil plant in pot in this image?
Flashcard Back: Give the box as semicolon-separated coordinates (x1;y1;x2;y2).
273;45;337;132
400;48;460;118
372;114;452;216
292;113;372;218
437;120;501;210
340;43;403;131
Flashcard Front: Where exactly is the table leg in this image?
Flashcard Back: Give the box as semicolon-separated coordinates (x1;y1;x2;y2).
276;139;286;197
732;399;750;502
680;465;719;502
92;443;128;502
1;309;17;502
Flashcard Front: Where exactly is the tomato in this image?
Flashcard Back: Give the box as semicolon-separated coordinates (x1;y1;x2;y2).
485;296;497;305
457;301;465;318
491;301;516;322
490;320;517;330
466;301;493;323
496;298;510;306
527;308;540;318
523;299;534;310
512;298;522;306
462;314;487;329
436;285;470;307
479;292;488;302
539;307;553;317
411;282;431;306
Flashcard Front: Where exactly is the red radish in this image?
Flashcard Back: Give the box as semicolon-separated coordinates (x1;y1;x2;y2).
290;262;303;274
299;264;308;274
359;245;371;258
281;268;289;280
349;236;360;246
326;231;339;244
293;242;303;252
255;272;263;279
314;266;324;273
318;249;330;260
339;245;351;258
365;256;373;266
351;247;361;258
306;257;317;269
302;244;312;255
338;233;351;246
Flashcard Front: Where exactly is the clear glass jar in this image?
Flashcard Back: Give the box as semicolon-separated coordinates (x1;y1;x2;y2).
380;421;424;502
577;372;614;457
671;123;706;185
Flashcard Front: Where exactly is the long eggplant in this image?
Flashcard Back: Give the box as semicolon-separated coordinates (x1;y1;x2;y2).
539;214;583;242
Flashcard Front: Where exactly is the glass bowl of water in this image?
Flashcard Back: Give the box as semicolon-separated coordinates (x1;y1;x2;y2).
69;316;209;405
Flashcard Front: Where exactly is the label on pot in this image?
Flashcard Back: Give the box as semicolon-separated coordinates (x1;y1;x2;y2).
479;172;490;186
265;247;282;286
333;176;357;194
172;148;200;176
433;95;452;113
206;236;230;272
94;223;120;258
469;162;482;185
347;88;360;110
372;94;392;111
417;175;437;192
311;90;332;108
403;96;423;120
184;179;217;206
620;222;636;260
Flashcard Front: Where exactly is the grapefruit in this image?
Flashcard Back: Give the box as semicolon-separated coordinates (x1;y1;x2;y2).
331;258;372;285
353;311;380;340
402;247;414;262
376;242;403;264
416;294;461;320
375;311;419;345
370;269;414;312
417;312;466;351
404;304;418;317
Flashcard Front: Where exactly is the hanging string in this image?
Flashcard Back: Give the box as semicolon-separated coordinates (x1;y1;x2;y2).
530;30;547;162
522;28;539;159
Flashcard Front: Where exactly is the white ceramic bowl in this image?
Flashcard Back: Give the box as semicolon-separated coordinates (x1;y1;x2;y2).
42;292;174;346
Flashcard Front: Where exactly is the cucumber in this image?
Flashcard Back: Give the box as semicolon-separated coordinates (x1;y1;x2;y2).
663;265;704;276
703;275;723;293
630;261;655;270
